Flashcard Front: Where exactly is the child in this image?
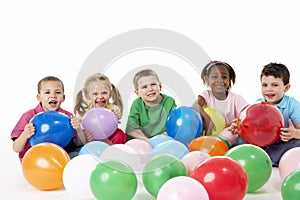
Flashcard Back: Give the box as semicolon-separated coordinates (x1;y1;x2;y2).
233;63;300;166
125;69;177;142
74;73;126;145
194;61;248;141
11;76;85;162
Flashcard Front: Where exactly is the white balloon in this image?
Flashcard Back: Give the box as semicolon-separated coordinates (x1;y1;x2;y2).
100;144;144;174
62;155;99;199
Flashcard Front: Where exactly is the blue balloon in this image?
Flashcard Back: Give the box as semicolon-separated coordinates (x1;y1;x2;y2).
79;141;109;157
29;111;74;147
148;134;174;148
166;106;203;145
151;140;189;159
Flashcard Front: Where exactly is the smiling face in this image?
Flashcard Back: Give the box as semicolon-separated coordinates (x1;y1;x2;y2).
261;75;290;105
37;80;65;111
205;65;230;100
86;80;111;108
135;75;162;106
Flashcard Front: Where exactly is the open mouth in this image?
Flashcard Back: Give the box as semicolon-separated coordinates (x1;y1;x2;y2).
265;94;275;99
49;100;57;106
95;99;106;107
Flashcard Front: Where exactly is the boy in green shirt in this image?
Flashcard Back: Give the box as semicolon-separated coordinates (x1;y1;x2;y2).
126;69;177;141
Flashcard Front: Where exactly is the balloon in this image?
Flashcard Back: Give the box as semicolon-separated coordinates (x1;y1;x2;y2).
281;169;300;200
100;144;144;173
90;160;137;200
190;156;248;200
82;107;118;140
204;107;226;135
62;154;98;199
29;111;74;147
142;154;187;197
279;147;300;180
78;140;109;157
188;136;229;156
225;144;272;192
148;134;174;148
22;143;70;190
166;106;203;145
125;139;153;165
217;135;232;149
151;140;189;159
181;151;210;175
237;102;284;147
157;176;209;200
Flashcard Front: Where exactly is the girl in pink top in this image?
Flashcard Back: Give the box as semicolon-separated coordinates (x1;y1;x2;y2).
194;61;248;143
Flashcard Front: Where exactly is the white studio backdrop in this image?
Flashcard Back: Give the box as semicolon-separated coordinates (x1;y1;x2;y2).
0;0;300;199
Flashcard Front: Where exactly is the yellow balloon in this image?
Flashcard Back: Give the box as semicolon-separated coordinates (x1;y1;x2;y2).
204;107;226;135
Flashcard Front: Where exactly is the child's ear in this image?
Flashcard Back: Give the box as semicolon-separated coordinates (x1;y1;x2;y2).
62;94;66;102
134;89;139;96
284;83;291;92
204;75;209;85
36;94;41;102
159;83;162;91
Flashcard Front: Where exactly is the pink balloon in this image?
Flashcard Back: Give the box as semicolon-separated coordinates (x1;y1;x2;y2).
279;147;300;180
82;107;118;140
125;139;153;164
181;151;210;175
157;176;209;200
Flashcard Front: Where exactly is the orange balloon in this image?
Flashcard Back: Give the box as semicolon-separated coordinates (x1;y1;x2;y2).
188;136;229;156
22;142;70;190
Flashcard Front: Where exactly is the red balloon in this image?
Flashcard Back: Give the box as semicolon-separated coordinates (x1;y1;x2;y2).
237;102;284;147
190;156;248;200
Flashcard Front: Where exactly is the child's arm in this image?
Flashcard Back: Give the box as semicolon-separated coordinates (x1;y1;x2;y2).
70;117;87;145
193;97;215;136
127;129;149;142
12;123;35;152
280;119;300;141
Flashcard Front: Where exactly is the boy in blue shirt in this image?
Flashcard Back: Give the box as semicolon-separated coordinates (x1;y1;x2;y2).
233;63;300;166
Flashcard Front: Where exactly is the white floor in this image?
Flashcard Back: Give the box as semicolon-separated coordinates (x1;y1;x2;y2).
1;142;282;200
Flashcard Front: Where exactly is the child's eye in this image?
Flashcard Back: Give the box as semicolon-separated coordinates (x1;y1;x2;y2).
222;76;228;80
151;83;157;86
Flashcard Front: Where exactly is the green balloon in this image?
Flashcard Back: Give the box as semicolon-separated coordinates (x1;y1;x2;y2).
282;169;300;200
90;160;137;200
225;144;272;192
142;154;187;197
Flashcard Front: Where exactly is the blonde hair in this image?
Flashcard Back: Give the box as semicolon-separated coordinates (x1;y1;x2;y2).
133;69;160;89
74;73;123;117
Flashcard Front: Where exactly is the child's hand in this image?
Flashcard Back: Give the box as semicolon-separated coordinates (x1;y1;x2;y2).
70;116;81;130
280;119;300;141
228;123;240;135
204;119;216;136
22;123;35;139
84;130;94;142
111;108;122;120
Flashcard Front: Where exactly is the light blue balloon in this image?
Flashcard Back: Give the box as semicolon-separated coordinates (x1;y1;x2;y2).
151;140;188;159
79;141;109;157
148;134;174;148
